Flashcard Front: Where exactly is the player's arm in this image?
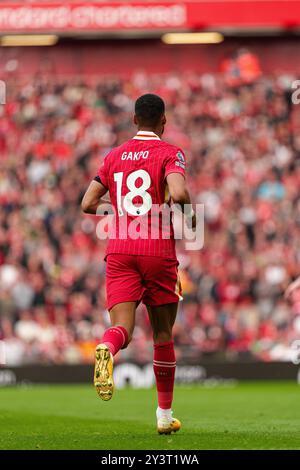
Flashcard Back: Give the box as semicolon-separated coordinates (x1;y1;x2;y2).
166;172;196;230
285;276;300;299
81;178;108;214
166;173;191;208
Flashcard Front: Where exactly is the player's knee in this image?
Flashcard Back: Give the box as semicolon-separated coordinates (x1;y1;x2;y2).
153;331;172;344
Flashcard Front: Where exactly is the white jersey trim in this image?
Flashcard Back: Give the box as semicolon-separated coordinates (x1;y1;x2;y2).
133;131;161;141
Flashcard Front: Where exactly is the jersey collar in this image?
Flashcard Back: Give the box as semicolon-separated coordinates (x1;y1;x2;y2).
133;131;161;141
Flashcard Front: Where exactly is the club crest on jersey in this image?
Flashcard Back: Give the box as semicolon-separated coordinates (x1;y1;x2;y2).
176;151;185;165
121;151;149;161
175;150;185;169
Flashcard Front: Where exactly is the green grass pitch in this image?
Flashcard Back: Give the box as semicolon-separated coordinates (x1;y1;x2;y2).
1;381;300;450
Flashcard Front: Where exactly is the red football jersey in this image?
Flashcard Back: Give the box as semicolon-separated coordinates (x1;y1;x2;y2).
97;130;186;258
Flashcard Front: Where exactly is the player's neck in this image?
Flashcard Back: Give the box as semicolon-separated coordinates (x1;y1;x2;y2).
137;127;162;138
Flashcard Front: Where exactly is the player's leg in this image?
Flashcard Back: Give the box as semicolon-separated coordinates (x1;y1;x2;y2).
94;302;136;401
141;255;182;433
147;302;177;344
102;301;136;356
147;302;177;413
147;303;181;434
94;254;143;401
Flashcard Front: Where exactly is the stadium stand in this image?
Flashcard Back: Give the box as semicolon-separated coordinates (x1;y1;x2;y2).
1;41;300;366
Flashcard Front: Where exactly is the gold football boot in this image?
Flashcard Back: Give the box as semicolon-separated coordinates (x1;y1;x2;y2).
94;344;114;401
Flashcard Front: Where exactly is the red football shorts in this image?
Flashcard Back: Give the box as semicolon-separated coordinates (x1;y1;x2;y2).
106;254;182;311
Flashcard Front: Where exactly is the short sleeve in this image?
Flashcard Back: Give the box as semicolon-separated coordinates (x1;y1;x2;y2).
97;155;109;189
164;147;186;179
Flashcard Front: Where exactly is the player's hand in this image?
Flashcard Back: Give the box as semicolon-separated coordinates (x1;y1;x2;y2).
186;212;196;232
191;213;197;232
284;276;300;300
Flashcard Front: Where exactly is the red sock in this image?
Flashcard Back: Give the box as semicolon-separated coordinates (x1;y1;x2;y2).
102;326;128;356
153;341;176;410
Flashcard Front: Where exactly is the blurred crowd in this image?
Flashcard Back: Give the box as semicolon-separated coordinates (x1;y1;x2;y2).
1;62;300;366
